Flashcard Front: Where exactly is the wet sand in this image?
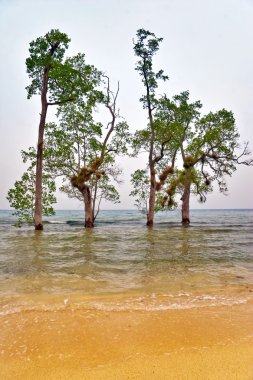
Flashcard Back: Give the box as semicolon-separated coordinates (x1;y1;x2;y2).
1;300;252;379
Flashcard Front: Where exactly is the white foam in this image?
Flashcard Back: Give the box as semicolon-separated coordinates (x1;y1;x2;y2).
0;293;249;315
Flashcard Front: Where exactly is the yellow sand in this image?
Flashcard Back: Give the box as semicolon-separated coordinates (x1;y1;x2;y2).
0;302;252;379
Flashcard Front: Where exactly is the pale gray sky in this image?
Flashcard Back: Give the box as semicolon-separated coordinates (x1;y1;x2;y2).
0;0;253;210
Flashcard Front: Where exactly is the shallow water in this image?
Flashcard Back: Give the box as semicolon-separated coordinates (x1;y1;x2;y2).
0;209;252;314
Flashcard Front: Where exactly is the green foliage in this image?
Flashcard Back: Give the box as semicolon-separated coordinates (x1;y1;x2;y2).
131;29;176;221
95;175;120;204
59;175;120;212
107;121;130;156
155;91;202;147
160;167;212;209
7;165;56;227
186;109;240;193
154;90;252;209
42;81;129;215
25;29;104;228
130;169;150;213
133;28;168;108
26;29;101;105
26;29;70;99
16;28;251;226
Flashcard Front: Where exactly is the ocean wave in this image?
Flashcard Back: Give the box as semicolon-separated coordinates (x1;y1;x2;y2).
88;293;249;312
0;292;250;316
47;220;66;224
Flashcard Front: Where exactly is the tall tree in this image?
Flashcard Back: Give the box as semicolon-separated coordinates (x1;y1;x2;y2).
133;29;169;226
45;77;129;227
157;92;253;224
26;29;100;230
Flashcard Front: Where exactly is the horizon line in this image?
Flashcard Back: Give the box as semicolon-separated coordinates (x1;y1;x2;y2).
1;208;253;211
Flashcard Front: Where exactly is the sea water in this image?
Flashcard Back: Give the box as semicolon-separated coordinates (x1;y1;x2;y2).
0;209;252;314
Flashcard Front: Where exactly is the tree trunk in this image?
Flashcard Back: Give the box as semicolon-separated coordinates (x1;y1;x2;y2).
181;183;191;226
147;163;156;226
34;69;49;230
146;84;156;227
83;186;94;228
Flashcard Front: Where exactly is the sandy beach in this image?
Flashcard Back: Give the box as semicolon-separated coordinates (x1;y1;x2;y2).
1;299;252;380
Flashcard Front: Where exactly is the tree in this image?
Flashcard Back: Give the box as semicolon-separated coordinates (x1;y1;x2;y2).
157;92;253;224
130;169;150;214
7;150;56;227
26;29;101;230
132;29;171;226
44;77;129;227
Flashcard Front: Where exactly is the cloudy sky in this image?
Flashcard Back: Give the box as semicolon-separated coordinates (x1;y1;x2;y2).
0;0;252;210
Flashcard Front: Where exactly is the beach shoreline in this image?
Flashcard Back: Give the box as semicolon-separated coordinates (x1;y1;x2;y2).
1;300;252;379
1;209;252;379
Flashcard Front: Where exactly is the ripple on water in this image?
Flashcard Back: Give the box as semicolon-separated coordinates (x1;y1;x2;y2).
0;210;252;313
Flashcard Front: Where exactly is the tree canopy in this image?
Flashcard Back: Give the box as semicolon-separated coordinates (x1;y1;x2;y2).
154;91;253;223
132;28;170;226
7;149;56;227
44;77;129;227
26;29;102;230
7;28;253;228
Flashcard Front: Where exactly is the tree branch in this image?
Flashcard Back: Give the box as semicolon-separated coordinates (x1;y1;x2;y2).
152;136;172;164
47;97;76;106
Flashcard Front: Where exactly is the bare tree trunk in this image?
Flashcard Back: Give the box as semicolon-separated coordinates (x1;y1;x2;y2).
34;69;49;230
181;183;191;226
147;164;156;226
146;77;156;227
83;186;94;228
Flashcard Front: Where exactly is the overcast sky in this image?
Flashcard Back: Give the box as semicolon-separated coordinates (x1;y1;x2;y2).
0;0;252;210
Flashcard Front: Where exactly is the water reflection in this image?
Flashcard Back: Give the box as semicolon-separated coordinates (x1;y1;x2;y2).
180;228;190;256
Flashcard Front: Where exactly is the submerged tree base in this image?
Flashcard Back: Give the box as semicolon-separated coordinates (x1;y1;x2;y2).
182;218;190;226
35;223;44;230
85;220;94;228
